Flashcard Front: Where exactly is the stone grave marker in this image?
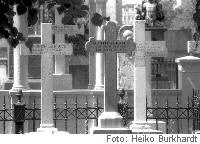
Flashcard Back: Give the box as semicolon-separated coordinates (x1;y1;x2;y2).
53;7;84;90
86;21;135;133
130;20;167;133
20;23;73;132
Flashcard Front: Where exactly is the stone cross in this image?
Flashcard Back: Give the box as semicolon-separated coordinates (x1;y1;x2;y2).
54;7;84;90
86;21;135;128
20;23;73;132
132;20;167;125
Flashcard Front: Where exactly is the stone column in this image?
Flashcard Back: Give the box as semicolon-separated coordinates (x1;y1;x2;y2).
88;0;96;89
12;5;29;91
130;20;164;133
37;23;58;133
94;0;107;90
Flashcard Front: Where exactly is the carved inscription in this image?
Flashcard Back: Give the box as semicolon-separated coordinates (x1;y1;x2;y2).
52;25;84;35
85;37;136;55
20;43;73;55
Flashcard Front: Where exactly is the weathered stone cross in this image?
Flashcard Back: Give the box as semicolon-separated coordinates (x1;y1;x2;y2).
54;6;84;90
20;23;73;132
130;20;167;130
86;21;135;128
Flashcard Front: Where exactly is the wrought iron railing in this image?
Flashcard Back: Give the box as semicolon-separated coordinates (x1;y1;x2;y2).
0;90;200;134
152;57;178;89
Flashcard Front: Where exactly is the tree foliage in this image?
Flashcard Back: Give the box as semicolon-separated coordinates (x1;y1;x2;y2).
0;0;110;56
0;0;89;49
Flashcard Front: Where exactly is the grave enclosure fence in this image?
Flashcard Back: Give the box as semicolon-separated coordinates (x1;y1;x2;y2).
0;90;200;134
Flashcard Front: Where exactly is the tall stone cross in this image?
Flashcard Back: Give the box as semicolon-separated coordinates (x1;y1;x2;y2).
131;20;167;127
54;6;84;90
86;21;136;128
20;23;73;132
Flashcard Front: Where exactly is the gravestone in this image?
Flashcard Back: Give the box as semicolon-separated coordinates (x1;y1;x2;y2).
53;7;84;90
20;23;72;133
129;20;167;133
86;21;135;133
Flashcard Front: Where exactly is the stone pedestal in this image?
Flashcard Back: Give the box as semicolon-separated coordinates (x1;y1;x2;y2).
98;112;123;128
130;120;166;134
129;20;166;134
37;124;58;133
176;55;200;133
175;56;200;105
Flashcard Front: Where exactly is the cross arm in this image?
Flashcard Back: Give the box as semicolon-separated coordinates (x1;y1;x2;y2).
19;43;73;55
135;41;167;57
85;37;136;55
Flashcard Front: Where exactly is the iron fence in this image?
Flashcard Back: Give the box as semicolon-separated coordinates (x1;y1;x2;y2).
151;57;178;89
0;90;200;134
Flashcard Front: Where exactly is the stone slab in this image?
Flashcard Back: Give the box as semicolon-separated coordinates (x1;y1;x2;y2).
53;74;72;90
129;120;165;134
98;112;123;128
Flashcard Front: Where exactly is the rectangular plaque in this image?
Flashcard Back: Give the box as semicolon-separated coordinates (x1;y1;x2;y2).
136;41;166;51
52;25;84;35
20;43;73;55
85;38;136;55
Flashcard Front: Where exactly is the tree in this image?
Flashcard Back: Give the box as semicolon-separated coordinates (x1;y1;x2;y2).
0;0;110;56
0;0;89;48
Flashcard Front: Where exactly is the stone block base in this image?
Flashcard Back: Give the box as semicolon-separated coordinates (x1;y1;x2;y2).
53;74;72;90
98;112;123;128
91;127;132;134
129;120;165;134
36;124;58;133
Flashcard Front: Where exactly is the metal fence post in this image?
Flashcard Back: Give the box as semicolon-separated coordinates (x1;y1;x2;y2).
14;89;25;134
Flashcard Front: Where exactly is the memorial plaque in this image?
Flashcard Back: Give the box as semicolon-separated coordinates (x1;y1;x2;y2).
20;43;73;55
52;25;84;35
85;37;136;55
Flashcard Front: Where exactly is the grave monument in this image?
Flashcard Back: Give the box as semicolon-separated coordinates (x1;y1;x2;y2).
20;23;72;133
129;20;167;133
86;21;135;134
53;6;84;90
